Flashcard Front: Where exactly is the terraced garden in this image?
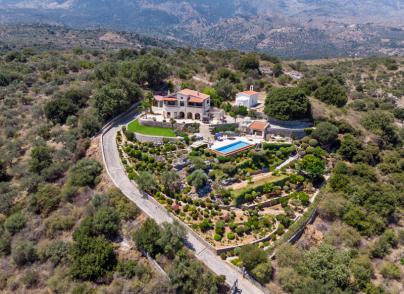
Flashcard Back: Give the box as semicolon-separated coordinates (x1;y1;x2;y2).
117;129;327;251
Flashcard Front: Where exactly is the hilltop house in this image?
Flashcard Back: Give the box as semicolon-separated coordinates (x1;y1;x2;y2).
235;86;259;109
153;89;211;121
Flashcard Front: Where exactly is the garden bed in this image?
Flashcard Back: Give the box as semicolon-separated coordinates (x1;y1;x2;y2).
117;130;320;250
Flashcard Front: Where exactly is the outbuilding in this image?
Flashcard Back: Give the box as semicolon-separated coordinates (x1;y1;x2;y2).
235;86;259;109
248;120;270;138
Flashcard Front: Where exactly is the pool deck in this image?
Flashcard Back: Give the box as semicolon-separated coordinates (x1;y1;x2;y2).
209;137;261;157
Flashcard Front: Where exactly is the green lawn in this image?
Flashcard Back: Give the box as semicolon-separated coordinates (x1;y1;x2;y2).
127;119;176;137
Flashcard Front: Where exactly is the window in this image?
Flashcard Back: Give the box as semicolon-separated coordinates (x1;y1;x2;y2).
180;101;185;106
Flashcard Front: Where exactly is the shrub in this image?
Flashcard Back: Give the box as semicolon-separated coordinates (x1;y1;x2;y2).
30;184;61;215
361;110;394;133
91;207;120;240
117;260;148;279
78;109;102;137
239;244;267;271
215;219;226;234
214;234;222;241
45;213;76;237
276;214;292;228
132;219;161;257
237;53;259;72
21;270;39;288
0;232;11;256
156;222;186;259
264;87;311;120
70;236;117;281
44;240;70;265
370;229;398;258
93;82;143;121
227;232;235;240
251;262;273;284
29;145;52;173
44;97;78;124
311;122;339;146
300;154;325;180
292;192;310;207
187;169;208;189
380;262;401;280
314;81;347;107
68;159;102;187
135;171;157;194
338;135;362;162
199;219;212;232
107;188;140;221
4;212;26;235
12;240;37;266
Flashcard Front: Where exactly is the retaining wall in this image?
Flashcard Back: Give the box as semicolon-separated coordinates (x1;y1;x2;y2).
267;127;306;139
134;132;183;143
241;195;286;210
139;118;200;132
267;117;313;128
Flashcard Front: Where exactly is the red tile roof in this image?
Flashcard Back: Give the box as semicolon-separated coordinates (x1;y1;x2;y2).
241;90;258;95
178;89;210;100
189;97;205;103
154;95;177;102
249;121;269;131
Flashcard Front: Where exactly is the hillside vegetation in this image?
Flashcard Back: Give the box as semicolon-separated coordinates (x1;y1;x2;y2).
0;33;403;293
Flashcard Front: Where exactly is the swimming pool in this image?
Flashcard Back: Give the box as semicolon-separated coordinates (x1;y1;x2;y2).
211;140;254;156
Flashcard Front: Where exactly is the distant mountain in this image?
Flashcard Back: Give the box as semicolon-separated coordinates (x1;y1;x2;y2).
0;0;403;58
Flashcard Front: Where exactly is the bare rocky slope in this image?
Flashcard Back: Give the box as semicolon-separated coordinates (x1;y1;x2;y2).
0;1;403;58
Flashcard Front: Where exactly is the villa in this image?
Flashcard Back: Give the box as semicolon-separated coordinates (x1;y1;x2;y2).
235;86;259;109
153;89;211;121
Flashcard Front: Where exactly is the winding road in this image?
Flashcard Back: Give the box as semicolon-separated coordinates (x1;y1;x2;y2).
101;108;266;294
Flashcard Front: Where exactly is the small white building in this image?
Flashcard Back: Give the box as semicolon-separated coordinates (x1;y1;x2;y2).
235;86;259;109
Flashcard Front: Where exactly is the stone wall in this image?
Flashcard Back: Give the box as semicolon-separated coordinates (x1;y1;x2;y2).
139;118;175;129
139;118;200;132
266;127;307;139
134;132;183;143
267;117;313;128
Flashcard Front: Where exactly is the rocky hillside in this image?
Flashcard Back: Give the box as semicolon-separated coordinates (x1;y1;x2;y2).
0;0;403;58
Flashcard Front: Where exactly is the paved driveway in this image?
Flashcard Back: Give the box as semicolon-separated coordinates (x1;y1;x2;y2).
101;108;266;294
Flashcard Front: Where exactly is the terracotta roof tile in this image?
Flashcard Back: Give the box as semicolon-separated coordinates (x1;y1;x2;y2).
249;121;269;131
178;89;210;100
189;97;205;103
241;90;258;95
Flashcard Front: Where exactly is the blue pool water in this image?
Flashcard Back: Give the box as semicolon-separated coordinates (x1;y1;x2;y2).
214;141;251;154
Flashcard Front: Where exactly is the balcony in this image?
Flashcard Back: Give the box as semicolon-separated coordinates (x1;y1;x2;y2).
164;102;178;107
187;103;203;108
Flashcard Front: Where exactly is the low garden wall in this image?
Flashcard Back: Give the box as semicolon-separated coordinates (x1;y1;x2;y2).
241;195;288;210
209;122;239;134
139;118;175;129
267;117;313;128
140;118;200;133
134;132;183;143
266;127;307;139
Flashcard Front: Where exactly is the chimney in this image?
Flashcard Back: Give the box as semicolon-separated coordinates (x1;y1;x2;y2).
167;89;171;96
250;85;254;91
